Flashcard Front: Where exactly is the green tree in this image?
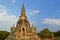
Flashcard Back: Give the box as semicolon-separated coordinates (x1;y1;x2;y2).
38;28;52;38
0;31;10;40
54;31;60;37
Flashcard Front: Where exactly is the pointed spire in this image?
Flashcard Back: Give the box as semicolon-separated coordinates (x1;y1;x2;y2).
13;24;15;27
32;22;36;30
19;4;27;20
32;22;35;28
32;23;34;28
21;4;26;17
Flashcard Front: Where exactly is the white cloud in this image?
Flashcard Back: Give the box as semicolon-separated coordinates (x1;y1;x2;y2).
0;5;18;31
42;18;60;32
27;9;40;15
12;0;16;3
42;18;60;25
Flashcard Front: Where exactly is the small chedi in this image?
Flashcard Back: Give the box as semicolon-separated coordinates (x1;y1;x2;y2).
6;4;41;40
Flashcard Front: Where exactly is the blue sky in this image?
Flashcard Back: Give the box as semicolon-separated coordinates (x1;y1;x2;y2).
0;0;60;32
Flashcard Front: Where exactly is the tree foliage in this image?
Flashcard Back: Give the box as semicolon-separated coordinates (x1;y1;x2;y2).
53;31;60;37
0;31;10;40
37;28;53;38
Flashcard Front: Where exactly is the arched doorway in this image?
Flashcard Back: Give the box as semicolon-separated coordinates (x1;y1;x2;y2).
22;28;25;36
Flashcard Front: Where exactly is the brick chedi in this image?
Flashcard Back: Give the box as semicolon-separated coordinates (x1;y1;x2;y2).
5;4;41;40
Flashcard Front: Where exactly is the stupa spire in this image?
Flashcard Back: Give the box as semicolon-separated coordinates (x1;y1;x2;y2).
21;4;26;17
19;4;27;20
